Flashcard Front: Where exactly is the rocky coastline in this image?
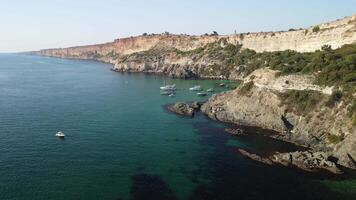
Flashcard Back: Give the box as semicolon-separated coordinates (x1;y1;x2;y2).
35;14;356;173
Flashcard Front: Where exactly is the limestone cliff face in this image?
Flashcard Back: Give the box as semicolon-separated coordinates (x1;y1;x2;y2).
38;35;224;59
229;14;356;52
38;14;356;59
36;15;356;79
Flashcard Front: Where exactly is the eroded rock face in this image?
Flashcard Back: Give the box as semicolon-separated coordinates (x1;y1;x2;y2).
202;82;356;169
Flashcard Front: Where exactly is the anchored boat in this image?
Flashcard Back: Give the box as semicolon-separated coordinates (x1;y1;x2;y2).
55;131;65;138
160;84;176;91
197;92;207;96
189;85;202;91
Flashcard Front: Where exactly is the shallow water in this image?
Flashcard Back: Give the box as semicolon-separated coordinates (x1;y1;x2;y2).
0;54;355;200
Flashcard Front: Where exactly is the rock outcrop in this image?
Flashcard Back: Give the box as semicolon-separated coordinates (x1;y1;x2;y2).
167;102;202;117
272;151;342;174
238;149;342;174
201;73;356;169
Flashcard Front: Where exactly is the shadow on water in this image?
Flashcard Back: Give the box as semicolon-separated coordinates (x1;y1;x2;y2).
128;174;177;200
187;112;355;200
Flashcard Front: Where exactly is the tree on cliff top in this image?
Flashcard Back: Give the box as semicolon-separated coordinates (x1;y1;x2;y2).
211;31;219;36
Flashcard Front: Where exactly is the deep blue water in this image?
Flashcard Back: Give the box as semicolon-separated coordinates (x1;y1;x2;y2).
0;54;355;200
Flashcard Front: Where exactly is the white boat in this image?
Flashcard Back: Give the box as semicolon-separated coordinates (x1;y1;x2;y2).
197;92;207;96
207;88;214;92
168;93;175;97
55;131;65;138
218;83;226;87
161;91;174;95
189;85;202;91
160;84;176;91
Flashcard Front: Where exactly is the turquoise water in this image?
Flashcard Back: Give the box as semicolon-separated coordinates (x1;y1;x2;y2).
0;54;355;200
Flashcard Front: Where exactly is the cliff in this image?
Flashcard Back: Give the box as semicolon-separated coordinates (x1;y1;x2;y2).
37;14;356;58
36;15;356;79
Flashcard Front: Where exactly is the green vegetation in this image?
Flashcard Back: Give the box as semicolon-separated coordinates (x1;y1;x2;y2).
278;90;324;115
238;81;254;95
327;133;345;144
176;41;355;95
312;26;320;32
227;43;356;91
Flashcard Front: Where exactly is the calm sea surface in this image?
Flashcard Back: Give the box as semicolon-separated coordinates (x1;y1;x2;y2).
0;54;355;200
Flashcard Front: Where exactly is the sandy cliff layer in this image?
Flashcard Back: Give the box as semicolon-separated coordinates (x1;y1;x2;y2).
36;15;356;80
38;15;356;58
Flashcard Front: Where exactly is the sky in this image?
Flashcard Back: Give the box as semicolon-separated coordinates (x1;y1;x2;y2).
0;0;355;52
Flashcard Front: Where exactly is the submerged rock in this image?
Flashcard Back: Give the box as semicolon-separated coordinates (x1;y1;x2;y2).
225;128;246;136
238;149;273;165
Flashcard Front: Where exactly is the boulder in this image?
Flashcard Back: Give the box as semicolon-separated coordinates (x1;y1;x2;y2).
168;102;195;117
225;128;246;136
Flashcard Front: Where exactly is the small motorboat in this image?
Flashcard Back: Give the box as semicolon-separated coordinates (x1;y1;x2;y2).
168;93;175;97
55;131;65;138
160;84;176;91
197;92;207;96
161;91;175;96
218;83;225;87
189;85;202;91
207;88;214;92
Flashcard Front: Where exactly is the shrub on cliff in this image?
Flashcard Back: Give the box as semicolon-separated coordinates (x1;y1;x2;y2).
279;90;324;114
312;26;320;32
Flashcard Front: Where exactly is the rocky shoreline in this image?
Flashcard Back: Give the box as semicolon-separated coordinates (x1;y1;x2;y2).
34;14;356;174
166;100;355;174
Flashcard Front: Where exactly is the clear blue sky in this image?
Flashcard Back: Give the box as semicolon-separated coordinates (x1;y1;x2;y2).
0;0;355;52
